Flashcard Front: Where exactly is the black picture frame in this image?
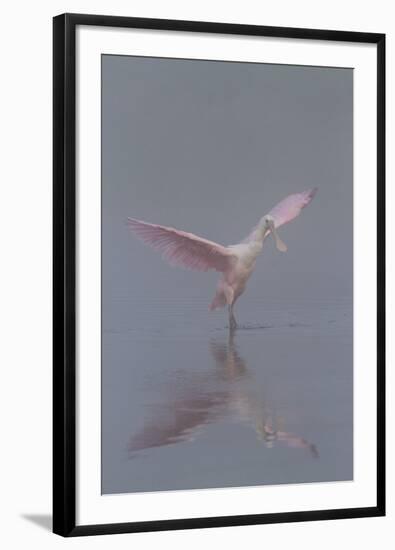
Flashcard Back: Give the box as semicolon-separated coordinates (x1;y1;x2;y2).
53;12;386;537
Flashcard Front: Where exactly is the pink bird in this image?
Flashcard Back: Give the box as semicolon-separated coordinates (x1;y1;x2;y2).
128;188;317;330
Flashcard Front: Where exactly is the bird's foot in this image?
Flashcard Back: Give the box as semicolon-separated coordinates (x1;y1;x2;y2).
229;316;238;331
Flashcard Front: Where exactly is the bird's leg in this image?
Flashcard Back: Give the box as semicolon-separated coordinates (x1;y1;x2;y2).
224;286;237;331
228;304;237;331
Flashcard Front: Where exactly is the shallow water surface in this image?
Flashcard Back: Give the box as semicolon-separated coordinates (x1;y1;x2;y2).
101;297;353;494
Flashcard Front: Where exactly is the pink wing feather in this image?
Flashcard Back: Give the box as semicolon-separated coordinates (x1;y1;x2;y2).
267;188;317;228
127;217;236;272
243;188;317;242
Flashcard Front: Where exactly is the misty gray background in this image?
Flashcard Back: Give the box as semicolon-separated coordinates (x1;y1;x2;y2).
101;55;353;494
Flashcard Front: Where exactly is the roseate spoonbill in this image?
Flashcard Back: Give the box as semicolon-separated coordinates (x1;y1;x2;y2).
128;188;317;329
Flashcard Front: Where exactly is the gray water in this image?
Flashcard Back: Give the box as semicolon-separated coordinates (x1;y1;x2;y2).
101;296;353;494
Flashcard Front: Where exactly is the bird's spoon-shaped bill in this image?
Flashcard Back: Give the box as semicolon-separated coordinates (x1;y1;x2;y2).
267;219;288;252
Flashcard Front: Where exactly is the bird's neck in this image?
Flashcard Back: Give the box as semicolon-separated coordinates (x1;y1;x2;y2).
252;218;270;244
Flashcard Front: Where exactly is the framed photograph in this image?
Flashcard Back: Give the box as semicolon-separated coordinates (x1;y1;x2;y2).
53;13;385;537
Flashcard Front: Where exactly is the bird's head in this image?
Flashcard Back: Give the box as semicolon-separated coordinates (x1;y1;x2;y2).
261;215;288;252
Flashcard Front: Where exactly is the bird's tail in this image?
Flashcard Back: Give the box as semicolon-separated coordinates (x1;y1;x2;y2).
209;292;227;311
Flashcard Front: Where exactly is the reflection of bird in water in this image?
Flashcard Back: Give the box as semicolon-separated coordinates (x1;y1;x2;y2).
210;332;319;458
128;189;317;329
128;391;226;453
129;332;318;459
255;416;319;457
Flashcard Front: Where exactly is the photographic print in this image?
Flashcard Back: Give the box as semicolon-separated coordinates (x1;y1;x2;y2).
53;14;385;535
101;55;353;495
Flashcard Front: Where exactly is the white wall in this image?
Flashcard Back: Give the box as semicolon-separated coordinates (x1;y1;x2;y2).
0;1;392;548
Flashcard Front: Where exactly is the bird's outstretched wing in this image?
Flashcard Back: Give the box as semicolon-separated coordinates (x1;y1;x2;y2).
127;218;236;272
267;188;317;229
243;188;317;243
